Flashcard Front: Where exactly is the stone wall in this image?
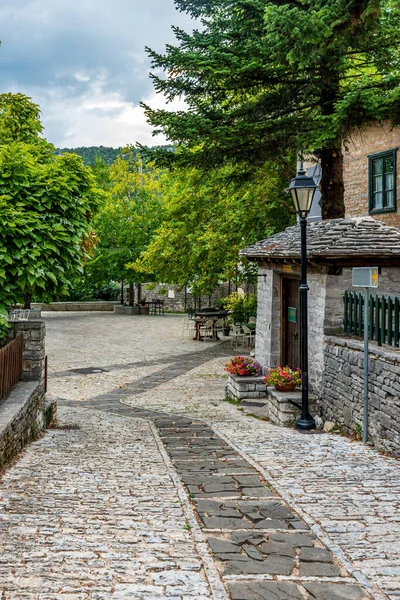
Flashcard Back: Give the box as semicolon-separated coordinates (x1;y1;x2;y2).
0;382;46;471
322;336;400;453
0;319;54;470
343;122;400;227
33;301;116;312
254;263;330;395
125;282;256;313
7;320;46;385
226;374;267;401
255;267;281;368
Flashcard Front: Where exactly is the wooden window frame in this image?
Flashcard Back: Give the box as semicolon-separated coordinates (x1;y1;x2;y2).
368;148;397;215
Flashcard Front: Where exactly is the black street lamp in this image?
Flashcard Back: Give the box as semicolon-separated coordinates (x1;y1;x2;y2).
288;157;318;431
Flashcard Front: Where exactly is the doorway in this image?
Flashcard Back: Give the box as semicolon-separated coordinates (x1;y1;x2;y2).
281;277;301;369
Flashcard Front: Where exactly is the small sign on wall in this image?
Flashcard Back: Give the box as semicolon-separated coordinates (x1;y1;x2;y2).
288;307;297;323
352;267;379;288
168;289;175;299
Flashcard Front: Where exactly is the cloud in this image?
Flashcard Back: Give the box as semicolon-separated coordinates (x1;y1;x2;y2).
0;0;194;146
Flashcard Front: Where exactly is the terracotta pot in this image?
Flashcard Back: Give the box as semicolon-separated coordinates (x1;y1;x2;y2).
274;382;297;392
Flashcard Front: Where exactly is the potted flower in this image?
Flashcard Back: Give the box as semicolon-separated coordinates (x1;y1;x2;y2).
224;356;262;377
264;366;301;392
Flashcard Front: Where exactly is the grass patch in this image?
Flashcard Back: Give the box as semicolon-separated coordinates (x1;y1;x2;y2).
246;413;269;422
222;396;241;406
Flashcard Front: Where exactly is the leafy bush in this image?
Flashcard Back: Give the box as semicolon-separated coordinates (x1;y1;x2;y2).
57;281;120;302
0;315;10;342
223;292;257;324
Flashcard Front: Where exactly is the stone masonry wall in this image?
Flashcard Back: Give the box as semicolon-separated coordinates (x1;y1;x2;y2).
323;336;400;453
343;123;400;227
33;301;115;312
226;374;267;400
255;267;281;369
126;282;256;313
7;320;46;386
1;320;50;470
0;382;46;471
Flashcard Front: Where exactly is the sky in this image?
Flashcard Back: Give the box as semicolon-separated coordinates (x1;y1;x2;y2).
0;0;194;148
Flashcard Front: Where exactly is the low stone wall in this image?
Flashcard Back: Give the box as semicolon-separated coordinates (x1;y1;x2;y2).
323;336;400;453
7;320;46;383
33;301;116;312
226;374;267;400
0;382;50;471
267;388;302;426
0;319;56;471
0;382;45;469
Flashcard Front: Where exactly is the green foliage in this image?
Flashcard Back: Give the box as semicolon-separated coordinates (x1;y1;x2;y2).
57;146;122;166
57;280;120;302
142;0;400;218
85;149;165;289
0;93;102;312
0;315;11;341
0;93;43;144
223;292;257;324
138;161;294;292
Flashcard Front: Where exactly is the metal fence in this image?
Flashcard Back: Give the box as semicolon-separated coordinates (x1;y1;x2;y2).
343;290;400;347
0;335;24;399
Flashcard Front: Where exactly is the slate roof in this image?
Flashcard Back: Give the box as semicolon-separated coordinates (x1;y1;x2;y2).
240;217;400;262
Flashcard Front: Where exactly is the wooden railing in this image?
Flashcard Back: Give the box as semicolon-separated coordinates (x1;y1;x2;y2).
343;291;400;347
0;335;24;399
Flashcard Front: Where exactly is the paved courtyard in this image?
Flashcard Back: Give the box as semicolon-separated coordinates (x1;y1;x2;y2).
0;312;399;599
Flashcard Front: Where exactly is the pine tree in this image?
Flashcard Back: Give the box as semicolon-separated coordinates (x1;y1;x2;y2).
142;0;400;219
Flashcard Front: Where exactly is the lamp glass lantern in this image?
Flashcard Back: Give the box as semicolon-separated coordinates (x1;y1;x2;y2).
288;170;318;216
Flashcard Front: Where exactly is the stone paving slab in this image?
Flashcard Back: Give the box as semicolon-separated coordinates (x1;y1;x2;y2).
154;416;371;599
227;580;367;600
195;499;308;531
182;474;274;499
208;531;340;577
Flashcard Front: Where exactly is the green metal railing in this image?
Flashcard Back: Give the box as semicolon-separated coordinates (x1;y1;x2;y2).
343;291;400;347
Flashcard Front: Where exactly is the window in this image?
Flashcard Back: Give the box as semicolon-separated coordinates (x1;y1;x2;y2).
369;150;397;213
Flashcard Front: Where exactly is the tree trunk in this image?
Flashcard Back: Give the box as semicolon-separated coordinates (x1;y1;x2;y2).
128;282;134;307
120;280;124;305
319;56;345;221
24;293;32;309
319;147;345;220
138;283;142;304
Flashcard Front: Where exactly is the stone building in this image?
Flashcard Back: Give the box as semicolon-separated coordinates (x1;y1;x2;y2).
343;122;400;226
241;123;400;452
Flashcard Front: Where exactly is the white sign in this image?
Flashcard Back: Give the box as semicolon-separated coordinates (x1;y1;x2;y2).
352;267;379;288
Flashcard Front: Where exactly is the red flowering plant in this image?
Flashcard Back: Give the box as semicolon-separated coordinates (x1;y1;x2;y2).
224;356;262;377
264;366;301;387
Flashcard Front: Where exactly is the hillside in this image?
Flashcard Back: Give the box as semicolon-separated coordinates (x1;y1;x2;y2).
56;146;122;165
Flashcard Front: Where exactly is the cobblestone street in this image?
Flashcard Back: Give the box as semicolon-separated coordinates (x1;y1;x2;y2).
0;312;399;599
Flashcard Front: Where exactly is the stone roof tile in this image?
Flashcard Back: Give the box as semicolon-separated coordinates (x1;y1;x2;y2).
240;217;400;260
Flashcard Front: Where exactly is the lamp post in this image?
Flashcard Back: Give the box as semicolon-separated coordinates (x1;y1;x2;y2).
288;156;318;431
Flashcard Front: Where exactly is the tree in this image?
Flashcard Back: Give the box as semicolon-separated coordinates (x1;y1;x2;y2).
142;0;400;219
137;160;294;293
0;94;101;314
86;150;165;302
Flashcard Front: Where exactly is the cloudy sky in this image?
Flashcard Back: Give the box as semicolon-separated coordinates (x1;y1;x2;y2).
0;0;194;148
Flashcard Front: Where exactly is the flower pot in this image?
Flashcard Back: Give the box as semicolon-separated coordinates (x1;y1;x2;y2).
274;383;297;392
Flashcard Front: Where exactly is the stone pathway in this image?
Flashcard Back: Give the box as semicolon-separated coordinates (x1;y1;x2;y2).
0;312;399;599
